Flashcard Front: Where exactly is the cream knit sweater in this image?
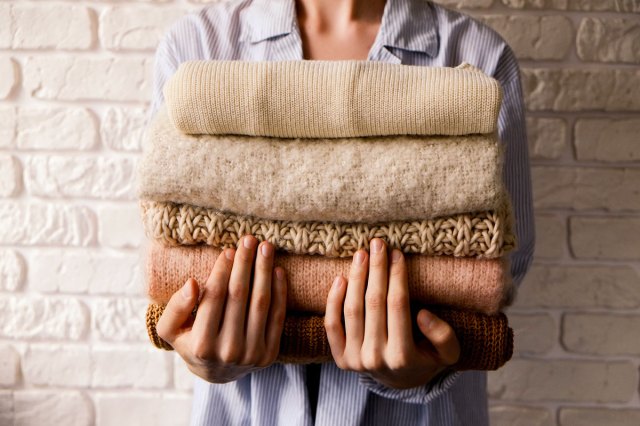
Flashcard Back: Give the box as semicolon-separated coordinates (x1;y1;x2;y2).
163;60;503;137
138;108;505;223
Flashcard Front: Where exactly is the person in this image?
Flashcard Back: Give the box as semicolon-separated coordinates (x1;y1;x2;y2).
150;0;535;424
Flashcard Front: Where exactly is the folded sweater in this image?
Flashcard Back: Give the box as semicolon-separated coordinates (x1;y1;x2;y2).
138;109;505;223
146;244;512;315
163;61;502;137
140;200;515;259
146;303;514;371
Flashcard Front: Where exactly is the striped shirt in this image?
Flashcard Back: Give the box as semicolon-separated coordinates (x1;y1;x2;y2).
150;0;535;424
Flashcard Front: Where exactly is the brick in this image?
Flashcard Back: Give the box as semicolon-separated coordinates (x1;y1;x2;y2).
501;0;640;11
577;17;640;64
515;264;640;309
22;344;90;387
29;250;142;295
570;216;640;260
574;118;640;162
0;107;16;148
0;57;18;99
101;107;148;151
97;204;143;248
0;5;10;48
0;155;21;197
0;296;88;340
488;359;637;402
92;298;149;342
489;405;553;426
560;408;640;426
174;354;194;391
0;249;26;291
432;0;494;8
95;393;191;426
509;314;555;355
527;117;566;160
0;344;20;386
25;155;137;200
0;391;12;425
92;346;170;388
532;167;640;211
563;313;640;356
480;15;572;60
522;68;640;111
100;6;187;50
6;4;93;50
533;214;566;259
0;202;96;246
14;391;92;426
23;56;152;102
16;107;97;151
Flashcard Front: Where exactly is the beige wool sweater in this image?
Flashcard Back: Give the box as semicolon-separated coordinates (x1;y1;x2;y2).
138;108;505;223
163;60;503;137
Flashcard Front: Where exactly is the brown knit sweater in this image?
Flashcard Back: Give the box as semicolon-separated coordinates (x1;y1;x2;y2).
145;244;512;316
146;304;513;371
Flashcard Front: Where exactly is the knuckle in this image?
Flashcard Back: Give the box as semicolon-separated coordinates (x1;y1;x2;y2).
365;292;385;310
190;339;214;361
202;283;226;302
227;283;249;303
389;260;406;277
324;317;342;334
386;351;410;371
386;292;408;313
361;352;384;371
343;303;363;320
218;343;241;364
251;292;271;314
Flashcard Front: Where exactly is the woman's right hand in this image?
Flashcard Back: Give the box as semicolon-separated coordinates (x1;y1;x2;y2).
156;235;287;383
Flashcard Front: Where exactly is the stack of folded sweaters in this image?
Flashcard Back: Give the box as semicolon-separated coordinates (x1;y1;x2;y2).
138;60;516;371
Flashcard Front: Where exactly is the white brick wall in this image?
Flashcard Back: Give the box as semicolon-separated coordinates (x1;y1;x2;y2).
0;1;638;425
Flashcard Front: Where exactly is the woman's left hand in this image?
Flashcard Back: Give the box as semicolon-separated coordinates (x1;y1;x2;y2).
324;238;461;389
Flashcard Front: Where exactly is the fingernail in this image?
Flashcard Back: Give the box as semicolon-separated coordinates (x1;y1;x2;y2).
354;251;365;265
275;267;284;281
391;250;402;263
182;279;193;299
225;249;235;260
332;275;341;290
243;235;255;248
261;242;272;258
420;311;433;329
370;239;382;254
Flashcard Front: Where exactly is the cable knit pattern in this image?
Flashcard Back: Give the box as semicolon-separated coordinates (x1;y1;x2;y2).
138;108;505;223
145;244;512;315
146;303;513;370
140;200;515;258
163;60;503;137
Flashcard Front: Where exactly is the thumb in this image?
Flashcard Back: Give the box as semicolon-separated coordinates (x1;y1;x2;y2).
156;278;199;344
416;309;460;366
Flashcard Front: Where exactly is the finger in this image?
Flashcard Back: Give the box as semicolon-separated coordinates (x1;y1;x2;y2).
417;309;461;366
156;278;199;344
264;266;287;363
244;241;274;361
344;250;367;349
324;275;347;361
363;239;388;348
386;249;413;351
218;235;258;362
191;248;234;339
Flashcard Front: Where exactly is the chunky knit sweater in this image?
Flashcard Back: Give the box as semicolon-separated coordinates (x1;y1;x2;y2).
146;303;514;371
140;200;515;259
145;244;512;315
138;109;505;223
162;61;503;137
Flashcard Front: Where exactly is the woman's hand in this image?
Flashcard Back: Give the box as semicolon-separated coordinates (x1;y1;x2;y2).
156;235;287;383
324;238;460;389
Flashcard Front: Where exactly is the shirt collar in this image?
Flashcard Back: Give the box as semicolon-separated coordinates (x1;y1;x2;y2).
239;0;439;57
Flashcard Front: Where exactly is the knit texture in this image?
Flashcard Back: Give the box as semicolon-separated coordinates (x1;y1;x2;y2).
145;244;512;315
146;303;514;370
138;108;505;223
163;60;503;137
140;200;516;259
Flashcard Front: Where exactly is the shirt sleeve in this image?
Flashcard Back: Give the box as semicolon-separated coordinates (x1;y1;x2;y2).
356;44;534;404
148;31;180;122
